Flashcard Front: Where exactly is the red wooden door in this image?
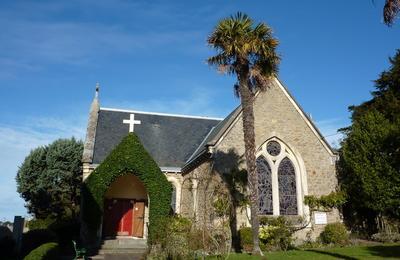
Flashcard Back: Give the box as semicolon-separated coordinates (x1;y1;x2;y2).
117;200;133;236
103;199;133;237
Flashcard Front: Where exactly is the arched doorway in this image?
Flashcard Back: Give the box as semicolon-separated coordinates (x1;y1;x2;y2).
103;175;148;238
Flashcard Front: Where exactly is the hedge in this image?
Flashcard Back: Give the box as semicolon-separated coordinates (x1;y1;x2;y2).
20;229;58;258
81;133;172;244
24;242;59;260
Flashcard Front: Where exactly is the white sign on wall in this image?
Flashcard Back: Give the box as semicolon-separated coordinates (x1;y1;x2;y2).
314;212;328;225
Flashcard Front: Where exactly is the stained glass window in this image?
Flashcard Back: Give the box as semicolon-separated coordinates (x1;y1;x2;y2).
256;156;273;215
278;157;297;215
267;141;281;156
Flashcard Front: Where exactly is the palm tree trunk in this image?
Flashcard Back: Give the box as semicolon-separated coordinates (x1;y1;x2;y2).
238;71;263;256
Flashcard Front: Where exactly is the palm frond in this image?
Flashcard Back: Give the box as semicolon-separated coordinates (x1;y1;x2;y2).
207;53;235;75
207;53;231;66
384;0;400;26
207;12;280;94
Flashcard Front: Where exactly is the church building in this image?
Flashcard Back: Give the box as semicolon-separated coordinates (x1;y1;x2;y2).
81;78;340;245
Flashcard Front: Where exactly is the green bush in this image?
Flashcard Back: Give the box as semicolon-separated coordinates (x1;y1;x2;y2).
27;217;80;256
319;223;349;246
20;229;58;258
371;232;400;243
239;227;253;252
148;216;195;259
239;217;295;253
24;242;59;260
49;217;80;256
148;216;226;259
82;133;172;244
259;216;294;251
27;217;55;230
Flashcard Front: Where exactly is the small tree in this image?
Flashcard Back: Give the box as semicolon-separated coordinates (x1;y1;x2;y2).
16;138;83;219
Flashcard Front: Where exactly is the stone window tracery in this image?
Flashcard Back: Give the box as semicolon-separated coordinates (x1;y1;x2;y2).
256;139;300;216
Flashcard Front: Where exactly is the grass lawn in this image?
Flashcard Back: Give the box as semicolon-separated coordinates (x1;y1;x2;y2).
208;243;400;259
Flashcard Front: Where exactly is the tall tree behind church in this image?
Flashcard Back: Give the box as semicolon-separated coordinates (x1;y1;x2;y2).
207;13;280;255
339;50;400;234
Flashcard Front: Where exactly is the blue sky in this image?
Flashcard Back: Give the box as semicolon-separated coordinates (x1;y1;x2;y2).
0;0;399;221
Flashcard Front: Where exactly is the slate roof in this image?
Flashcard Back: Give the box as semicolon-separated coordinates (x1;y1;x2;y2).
92;108;222;168
184;105;241;166
90;78;335;172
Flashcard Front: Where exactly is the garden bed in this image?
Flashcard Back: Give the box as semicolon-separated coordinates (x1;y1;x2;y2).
207;243;400;259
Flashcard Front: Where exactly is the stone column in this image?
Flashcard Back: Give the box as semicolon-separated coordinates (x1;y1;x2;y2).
192;179;199;222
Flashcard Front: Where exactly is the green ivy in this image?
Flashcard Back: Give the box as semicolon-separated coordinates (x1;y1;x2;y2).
81;133;172;244
304;191;346;212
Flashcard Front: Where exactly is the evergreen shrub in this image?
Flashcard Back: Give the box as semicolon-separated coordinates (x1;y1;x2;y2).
20;229;58;258
27;217;55;230
148;216;196;259
82;133;172;244
238;227;253;252
49;217;80;255
24;242;59;260
259;216;294;251
319;222;349;246
28;217;80;255
371;232;400;243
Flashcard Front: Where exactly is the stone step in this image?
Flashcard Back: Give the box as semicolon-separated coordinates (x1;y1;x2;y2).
100;239;147;249
98;248;147;255
101;244;147;249
91;253;145;260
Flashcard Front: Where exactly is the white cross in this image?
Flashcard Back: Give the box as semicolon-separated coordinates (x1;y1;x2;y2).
123;114;141;132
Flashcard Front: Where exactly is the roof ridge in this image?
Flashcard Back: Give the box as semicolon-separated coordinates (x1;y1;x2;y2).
186;126;215;163
100;107;224;121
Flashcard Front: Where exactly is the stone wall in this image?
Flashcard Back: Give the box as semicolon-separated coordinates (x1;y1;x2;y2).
180;161;213;222
192;78;340;241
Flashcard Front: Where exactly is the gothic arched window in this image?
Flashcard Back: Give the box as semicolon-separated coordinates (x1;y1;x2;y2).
256;156;273;215
256;138;301;216
278;157;298;215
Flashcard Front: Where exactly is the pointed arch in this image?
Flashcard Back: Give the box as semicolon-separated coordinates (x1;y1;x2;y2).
81;133;172;245
255;136;307;216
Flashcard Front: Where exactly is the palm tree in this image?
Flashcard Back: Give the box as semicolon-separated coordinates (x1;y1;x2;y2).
384;0;400;26
207;12;280;255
